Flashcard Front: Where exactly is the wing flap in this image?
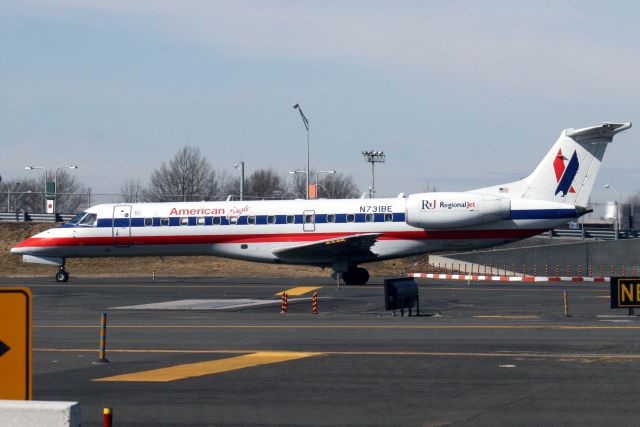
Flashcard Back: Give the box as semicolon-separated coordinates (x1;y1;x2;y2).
272;233;382;262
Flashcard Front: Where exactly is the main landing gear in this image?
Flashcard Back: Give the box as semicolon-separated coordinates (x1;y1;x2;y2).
341;266;370;286
55;264;69;283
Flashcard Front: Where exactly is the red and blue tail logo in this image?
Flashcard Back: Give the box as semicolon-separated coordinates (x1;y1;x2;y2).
553;149;579;196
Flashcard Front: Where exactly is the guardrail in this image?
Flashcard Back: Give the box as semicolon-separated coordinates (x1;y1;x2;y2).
0;212;74;223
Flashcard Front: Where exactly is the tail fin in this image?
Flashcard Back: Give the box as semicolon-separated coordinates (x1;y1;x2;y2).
474;123;631;206
522;122;630;205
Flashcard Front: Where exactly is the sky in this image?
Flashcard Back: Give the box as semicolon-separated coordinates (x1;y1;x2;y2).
1;0;639;207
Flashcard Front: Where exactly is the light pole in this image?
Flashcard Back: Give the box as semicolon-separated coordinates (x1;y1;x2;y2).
604;184;622;240
315;170;335;199
7;182;20;212
25;166;46;211
234;162;245;201
55;166;78;214
292;103;310;199
289;170;308;198
362;150;386;199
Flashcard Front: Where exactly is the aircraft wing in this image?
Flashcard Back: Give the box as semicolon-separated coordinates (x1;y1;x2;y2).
272;233;382;262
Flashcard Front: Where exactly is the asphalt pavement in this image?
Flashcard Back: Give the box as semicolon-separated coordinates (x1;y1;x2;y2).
1;275;638;426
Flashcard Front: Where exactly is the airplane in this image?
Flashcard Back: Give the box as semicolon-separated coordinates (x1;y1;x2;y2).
11;122;631;284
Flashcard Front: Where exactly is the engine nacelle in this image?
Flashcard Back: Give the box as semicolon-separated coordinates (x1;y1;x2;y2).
405;192;511;229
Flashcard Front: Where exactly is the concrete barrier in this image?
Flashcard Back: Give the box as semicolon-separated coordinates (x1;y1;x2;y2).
0;400;80;427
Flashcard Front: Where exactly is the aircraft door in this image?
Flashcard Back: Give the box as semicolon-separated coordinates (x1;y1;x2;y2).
303;210;315;232
112;205;133;247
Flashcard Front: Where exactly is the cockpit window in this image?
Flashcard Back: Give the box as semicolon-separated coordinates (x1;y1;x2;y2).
67;212;87;225
79;213;97;226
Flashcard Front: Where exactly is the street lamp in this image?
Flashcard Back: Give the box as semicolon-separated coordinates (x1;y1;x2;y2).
25;166;46;211
289;170;308;199
55;166;78;214
362;150;386;198
7;182;20;212
234;162;245;201
604;184;622;240
315;170;336;199
292;103;310;199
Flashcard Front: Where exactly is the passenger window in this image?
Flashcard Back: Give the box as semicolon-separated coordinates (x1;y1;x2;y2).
213;216;221;225
248;216;256;225
304;214;315;224
365;213;374;222
327;214;336;223
79;213;97;226
161;218;169;226
180;217;189;226
267;216;276;224
346;214;355;223
286;215;295;224
197;217;205;225
384;213;393;222
229;217;238;224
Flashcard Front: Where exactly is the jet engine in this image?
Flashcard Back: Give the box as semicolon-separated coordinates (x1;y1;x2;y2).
405;192;511;229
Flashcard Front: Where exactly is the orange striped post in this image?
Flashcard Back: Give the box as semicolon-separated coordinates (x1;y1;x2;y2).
103;407;113;427
95;312;109;364
312;291;318;315
533;265;537;277
281;292;288;313
578;266;583;277
556;265;560;276
622;265;627;276
600;265;605;278
611;265;616;277
545;265;548;276
588;265;593;277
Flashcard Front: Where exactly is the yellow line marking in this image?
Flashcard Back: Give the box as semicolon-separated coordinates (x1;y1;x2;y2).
275;286;321;296
93;351;322;382
33;324;640;330
35;348;640;361
595;296;610;299
474;315;539;319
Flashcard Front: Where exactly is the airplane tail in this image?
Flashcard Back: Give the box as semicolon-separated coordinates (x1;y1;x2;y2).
476;122;631;206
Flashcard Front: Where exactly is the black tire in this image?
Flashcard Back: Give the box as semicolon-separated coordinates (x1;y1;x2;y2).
342;267;369;285
56;271;69;283
355;267;370;285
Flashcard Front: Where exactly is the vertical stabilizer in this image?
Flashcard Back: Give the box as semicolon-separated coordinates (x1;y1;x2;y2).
521;122;630;206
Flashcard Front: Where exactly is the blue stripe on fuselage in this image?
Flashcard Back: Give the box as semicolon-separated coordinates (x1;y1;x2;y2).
510;209;576;220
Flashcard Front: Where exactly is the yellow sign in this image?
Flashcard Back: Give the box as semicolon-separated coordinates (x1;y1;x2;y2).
0;288;32;400
611;278;640;308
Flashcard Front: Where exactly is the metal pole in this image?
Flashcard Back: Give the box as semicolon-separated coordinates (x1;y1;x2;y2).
370;162;375;199
615;200;620;240
240;162;244;201
306;128;310;200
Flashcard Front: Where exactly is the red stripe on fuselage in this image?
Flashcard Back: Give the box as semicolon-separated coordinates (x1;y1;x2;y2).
15;228;545;249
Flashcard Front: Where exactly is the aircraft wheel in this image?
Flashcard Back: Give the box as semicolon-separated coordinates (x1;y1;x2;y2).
342;267;369;285
355;267;370;285
56;270;69;283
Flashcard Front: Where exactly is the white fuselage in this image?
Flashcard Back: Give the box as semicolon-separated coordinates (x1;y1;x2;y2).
11;196;577;267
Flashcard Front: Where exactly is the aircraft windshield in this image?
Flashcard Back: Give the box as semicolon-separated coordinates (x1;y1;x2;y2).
67;212;87;225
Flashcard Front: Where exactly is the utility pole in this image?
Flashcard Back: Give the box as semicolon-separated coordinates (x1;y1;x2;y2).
362;150;386;199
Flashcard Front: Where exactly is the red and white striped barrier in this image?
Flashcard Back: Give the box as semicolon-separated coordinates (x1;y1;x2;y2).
408;272;608;283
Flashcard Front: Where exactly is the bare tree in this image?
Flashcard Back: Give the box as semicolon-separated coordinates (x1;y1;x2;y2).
245;168;286;199
147;146;226;202
319;172;359;199
55;169;89;213
289;169;307;199
120;177;146;203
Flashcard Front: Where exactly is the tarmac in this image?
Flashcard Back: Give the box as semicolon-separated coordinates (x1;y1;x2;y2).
1;275;639;426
